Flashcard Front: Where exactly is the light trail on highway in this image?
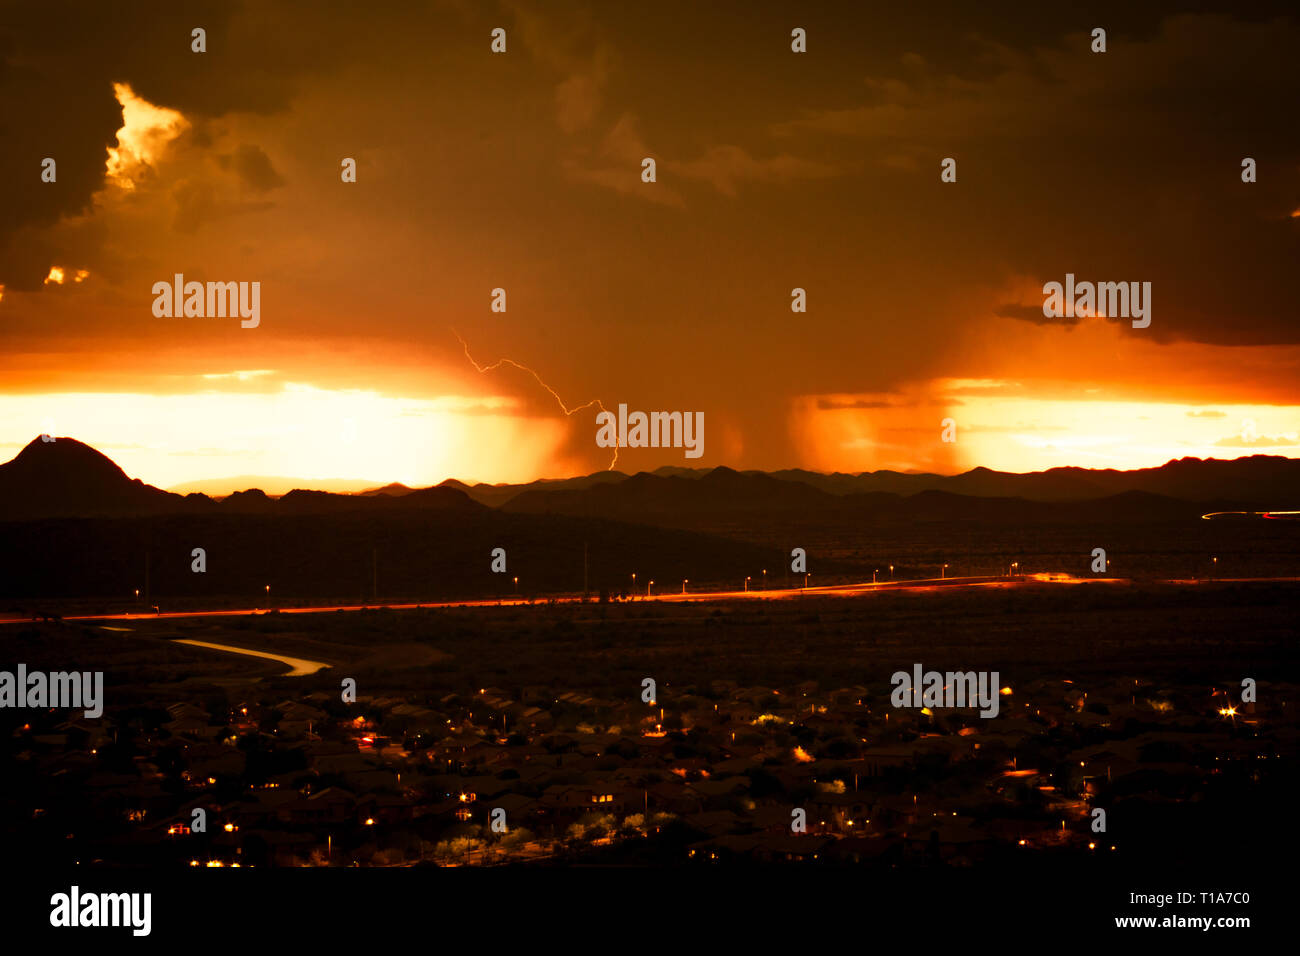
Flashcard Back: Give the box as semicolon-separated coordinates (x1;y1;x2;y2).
0;573;1127;625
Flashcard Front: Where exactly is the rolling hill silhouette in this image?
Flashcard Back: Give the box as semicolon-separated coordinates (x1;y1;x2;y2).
0;439;797;602
0;437;193;520
0;437;480;520
1;437;1294;602
504;466;834;519
440;458;1300;512
1;436;1295;523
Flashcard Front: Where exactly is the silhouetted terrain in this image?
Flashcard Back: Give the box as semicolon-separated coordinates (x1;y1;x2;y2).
0;438;1296;603
0;438;482;521
0;437;195;519
0;509;812;603
500;472;1254;527
460;456;1300;509
4;437;1296;523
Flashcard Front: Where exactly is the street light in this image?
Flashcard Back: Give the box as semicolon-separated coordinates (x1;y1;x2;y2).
513;575;519;593
941;564;948;579
647;580;654;597
744;576;751;592
873;569;878;584
762;569;767;589
134;588;140;601
631;572;636;599
889;564;894;580
681;579;688;595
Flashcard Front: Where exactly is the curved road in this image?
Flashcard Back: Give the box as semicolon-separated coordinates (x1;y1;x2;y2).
170;638;330;676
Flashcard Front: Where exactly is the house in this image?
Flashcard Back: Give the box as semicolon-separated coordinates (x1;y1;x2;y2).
646;781;702;815
487;792;543;827
516;706;554;733
167;702;210;722
540;784;617;811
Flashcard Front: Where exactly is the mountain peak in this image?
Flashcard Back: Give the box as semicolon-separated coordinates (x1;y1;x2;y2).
14;435;126;472
0;436;181;520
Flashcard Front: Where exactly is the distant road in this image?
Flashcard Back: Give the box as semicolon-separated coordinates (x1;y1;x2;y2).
11;572;1292;628
0;573;1119;625
15;572;1300;628
1201;511;1300;520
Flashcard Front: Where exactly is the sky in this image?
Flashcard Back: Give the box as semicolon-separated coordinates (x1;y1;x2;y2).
1;0;1298;492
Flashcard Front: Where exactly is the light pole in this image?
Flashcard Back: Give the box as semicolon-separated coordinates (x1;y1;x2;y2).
889;564;894;580
1211;556;1216;581
941;564;948;579
134;588;140;602
744;576;751;592
265;584;270;608
762;569;767;589
631;572;636;599
513;576;518;594
647;580;654;597
804;573;810;589
681;579;688;595
873;569;878;584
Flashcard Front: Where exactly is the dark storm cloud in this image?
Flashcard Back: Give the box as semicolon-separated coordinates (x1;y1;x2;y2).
217;145;285;193
769;4;1300;347
2;0;1298;480
528;1;1300;354
0;0;470;288
0;2;230;286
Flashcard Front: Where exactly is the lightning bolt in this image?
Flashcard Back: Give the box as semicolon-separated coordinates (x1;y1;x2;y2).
453;328;619;469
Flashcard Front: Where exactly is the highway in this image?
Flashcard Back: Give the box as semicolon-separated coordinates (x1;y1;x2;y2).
0;572;1115;626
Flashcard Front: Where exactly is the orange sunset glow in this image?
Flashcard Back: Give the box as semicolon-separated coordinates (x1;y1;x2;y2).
1;3;1297;491
0;3;1297;928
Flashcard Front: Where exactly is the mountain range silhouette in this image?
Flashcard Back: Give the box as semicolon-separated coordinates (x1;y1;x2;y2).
1;436;1295;524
